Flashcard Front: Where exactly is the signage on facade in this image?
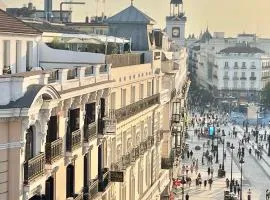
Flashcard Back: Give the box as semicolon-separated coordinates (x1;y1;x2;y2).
110;171;124;182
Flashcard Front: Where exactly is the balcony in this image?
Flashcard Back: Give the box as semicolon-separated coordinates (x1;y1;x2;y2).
115;94;159;122
161;158;173;169
66;129;81;152
89;179;99;199
232;76;239;80
98;168;110;192
233;65;239;69
161;60;179;73
250;77;256;80
223;76;229;80
24;153;45;184
45;138;63;164
122;152;131;169
156;131;164;144
250;65;257;69
84;122;97;143
224;65;229;69
241;65;247;69
140;141;147;155
240;77;247;80
73;193;83;200
147;136;155;149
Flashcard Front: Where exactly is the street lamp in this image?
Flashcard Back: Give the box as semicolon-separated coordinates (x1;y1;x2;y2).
222;131;226;170
268;135;270;157
230;143;235;192
239;157;245;200
215;136;219;164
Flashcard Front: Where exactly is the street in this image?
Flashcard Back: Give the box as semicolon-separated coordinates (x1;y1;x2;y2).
172;116;270;200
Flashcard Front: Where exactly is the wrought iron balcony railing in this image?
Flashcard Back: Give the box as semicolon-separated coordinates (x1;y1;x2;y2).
73;192;83;200
66;129;81;152
45;138;63;164
114;94;159;122
89;179;99;199
84;122;97;142
24;153;45;184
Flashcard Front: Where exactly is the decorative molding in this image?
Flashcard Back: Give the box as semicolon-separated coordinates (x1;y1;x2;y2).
0;141;24;150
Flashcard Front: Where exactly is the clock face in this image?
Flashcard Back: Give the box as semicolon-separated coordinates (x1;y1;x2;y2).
172;27;180;38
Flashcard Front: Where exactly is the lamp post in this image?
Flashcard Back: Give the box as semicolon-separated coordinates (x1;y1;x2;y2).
239;157;245;200
215;136;219;164
268;135;270;157
222;132;226;170
230;143;235;192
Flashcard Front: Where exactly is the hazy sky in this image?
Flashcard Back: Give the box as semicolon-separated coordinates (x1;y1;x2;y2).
2;0;270;37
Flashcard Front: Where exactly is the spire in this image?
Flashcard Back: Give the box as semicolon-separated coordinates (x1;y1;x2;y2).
131;0;134;6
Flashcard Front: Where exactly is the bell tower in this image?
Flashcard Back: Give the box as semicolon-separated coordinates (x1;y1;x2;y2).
166;0;187;47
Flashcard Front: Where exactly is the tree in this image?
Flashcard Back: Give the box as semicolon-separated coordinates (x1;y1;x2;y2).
261;82;270;108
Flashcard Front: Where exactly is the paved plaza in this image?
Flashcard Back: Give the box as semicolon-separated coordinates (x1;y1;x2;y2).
171;120;270;200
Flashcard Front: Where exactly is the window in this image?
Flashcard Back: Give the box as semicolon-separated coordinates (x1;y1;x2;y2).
242;62;246;68
139;84;144;99
121;89;126;107
225;61;229;67
16;40;21;73
110;92;116;109
3;40;10;74
233;81;238;89
241;72;245;77
26;41;33;71
241;81;245;89
234;62;238;67
156;79;160;94
251;72;255;77
234;72;238;77
224;80;228;88
225;71;229;76
147;82;152;96
131;86;136;103
250;81;255;89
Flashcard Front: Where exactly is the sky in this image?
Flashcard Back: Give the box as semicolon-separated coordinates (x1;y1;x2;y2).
2;0;270;38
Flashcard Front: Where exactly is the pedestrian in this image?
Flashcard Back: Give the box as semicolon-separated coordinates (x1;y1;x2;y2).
208;178;213;190
226;178;229;188
207;167;211;177
224;151;226;160
204;179;207;188
233;184;237;194
247;188;251;200
187;151;190;159
185;193;189;200
210;167;214;178
190;150;193;158
237;186;241;196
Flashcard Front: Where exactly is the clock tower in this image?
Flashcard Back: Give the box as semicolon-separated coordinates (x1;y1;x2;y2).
166;0;186;47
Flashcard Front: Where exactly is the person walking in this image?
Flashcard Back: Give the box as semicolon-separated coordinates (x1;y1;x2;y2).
226;178;229;188
210;167;214;178
208;178;213;190
204;179;207;188
207;167;211;177
185;193;189;200
247;188;251;200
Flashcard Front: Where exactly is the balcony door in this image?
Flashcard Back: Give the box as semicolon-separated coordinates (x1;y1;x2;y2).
66;164;75;198
45;176;54;200
98;98;105;134
25;126;34;161
85;103;96;125
84;152;90;188
69;108;80;132
46;116;58;143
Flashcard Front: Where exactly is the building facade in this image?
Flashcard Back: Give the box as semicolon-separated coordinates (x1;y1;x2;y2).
0;6;189;200
188;31;270;102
